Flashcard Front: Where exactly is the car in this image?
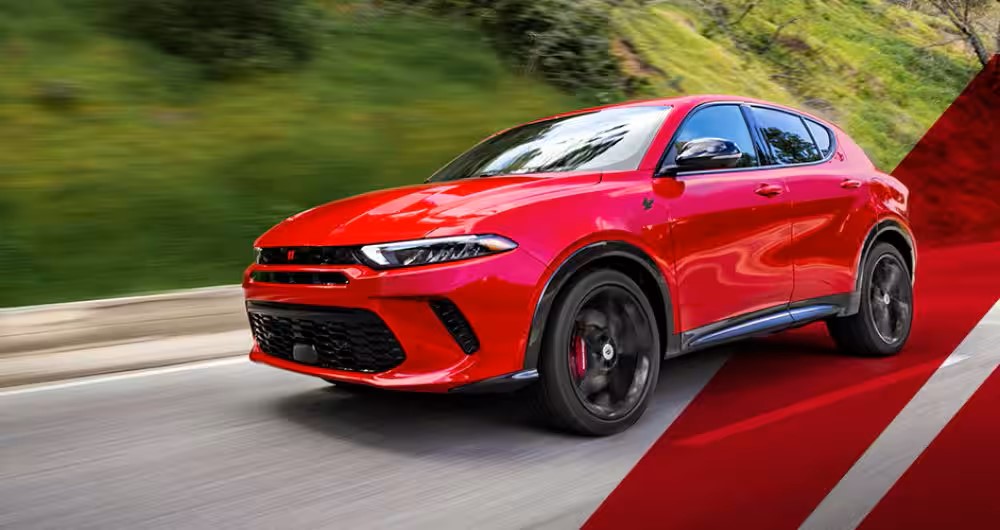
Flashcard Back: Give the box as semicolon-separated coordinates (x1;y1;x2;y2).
243;94;915;435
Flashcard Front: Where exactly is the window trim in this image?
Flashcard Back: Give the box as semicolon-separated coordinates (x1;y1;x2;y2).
803;116;835;158
751;105;824;165
656;103;764;176
655;101;838;177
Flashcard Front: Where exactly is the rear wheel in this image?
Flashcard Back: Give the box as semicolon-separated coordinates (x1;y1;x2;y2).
827;242;913;356
536;269;660;436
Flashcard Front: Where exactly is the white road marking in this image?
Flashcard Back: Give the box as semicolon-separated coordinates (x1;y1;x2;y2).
0;356;248;397
801;298;1000;529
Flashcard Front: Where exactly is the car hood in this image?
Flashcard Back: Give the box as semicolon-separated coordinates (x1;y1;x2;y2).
255;173;602;247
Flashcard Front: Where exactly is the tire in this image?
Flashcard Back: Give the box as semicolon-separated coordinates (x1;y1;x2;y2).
535;269;661;436
827;242;913;356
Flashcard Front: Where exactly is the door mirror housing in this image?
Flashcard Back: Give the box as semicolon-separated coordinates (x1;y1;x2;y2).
659;138;743;176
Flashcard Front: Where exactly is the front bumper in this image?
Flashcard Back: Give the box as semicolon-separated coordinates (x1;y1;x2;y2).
243;249;548;392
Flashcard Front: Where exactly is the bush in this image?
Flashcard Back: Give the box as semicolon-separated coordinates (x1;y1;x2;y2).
391;0;626;101
485;0;624;100
116;0;322;77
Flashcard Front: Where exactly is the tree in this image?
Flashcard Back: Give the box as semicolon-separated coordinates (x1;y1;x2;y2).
920;0;996;67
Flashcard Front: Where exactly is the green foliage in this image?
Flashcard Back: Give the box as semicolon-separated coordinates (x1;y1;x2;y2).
114;0;323;77
0;2;575;306
391;0;628;101
0;0;982;306
615;0;978;170
483;0;625;100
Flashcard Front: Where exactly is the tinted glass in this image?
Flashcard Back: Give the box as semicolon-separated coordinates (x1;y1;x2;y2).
805;119;833;156
752;107;821;164
667;105;758;168
428;106;670;182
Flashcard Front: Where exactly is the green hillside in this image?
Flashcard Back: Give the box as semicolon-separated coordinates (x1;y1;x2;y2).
613;0;978;170
0;1;575;306
0;0;981;306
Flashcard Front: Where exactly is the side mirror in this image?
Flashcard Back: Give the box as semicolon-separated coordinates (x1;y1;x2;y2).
660;138;743;175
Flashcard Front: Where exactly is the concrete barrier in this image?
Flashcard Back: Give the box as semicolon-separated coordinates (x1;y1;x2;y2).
0;286;251;387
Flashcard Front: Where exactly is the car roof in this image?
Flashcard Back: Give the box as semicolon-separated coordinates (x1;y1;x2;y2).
536;94;836;129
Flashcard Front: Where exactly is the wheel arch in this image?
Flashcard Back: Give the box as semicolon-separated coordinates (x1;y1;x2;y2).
522;241;676;370
848;219;916;314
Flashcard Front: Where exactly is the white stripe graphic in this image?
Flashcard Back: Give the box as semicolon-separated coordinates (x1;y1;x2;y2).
801;299;1000;529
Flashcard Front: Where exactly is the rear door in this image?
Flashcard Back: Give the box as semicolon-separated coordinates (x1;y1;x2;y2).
654;103;794;332
749;107;872;302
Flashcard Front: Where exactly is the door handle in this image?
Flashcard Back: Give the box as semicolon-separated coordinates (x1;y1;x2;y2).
754;183;784;197
840;179;862;189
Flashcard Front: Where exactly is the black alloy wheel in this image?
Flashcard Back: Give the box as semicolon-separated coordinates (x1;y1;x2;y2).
868;253;911;345
827;242;913;356
537;269;660;435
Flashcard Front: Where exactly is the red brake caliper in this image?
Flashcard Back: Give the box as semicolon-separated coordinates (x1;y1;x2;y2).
571;335;587;378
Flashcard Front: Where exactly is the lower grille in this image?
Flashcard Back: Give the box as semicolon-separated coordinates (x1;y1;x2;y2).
251;271;349;285
247;302;405;373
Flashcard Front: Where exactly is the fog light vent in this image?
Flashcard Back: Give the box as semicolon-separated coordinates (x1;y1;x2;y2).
429;299;480;354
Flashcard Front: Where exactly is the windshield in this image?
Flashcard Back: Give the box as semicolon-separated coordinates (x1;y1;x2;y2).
427;106;671;182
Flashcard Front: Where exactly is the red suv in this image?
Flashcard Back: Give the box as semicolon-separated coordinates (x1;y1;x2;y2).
244;95;915;435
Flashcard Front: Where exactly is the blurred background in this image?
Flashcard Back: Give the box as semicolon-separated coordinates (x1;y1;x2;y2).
1;0;996;308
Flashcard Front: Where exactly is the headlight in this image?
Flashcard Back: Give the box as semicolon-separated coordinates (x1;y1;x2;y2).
359;235;517;269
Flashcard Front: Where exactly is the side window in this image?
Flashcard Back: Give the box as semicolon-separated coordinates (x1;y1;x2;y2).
667;105;759;168
752;107;821;164
805;119;834;157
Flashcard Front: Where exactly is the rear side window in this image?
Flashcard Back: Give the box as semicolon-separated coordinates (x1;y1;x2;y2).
752;107;821;164
667;104;759;168
805;119;834;156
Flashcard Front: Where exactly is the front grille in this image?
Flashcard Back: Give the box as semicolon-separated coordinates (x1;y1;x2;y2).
251;271;349;285
257;246;361;266
429;299;479;354
247;302;405;373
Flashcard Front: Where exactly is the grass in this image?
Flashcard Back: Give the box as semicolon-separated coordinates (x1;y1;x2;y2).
0;1;576;306
615;0;979;170
0;0;981;306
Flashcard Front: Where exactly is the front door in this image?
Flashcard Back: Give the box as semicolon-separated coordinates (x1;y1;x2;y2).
654;103;794;333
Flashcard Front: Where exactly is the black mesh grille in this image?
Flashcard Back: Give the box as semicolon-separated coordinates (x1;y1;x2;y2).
251;271;349;285
257;246;361;265
429;299;479;354
247;302;405;373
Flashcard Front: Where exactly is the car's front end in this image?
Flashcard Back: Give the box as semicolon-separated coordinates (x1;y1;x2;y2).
244;232;549;392
242;104;673;395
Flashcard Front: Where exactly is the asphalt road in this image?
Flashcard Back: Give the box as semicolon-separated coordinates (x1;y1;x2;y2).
4;298;995;529
0;351;727;530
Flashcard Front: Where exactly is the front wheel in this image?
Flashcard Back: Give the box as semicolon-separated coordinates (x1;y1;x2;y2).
827;242;913;356
536;269;660;436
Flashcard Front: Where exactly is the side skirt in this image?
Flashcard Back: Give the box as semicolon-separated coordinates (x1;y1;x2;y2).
676;294;852;355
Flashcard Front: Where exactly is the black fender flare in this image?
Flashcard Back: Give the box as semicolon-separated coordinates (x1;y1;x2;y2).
847;219;916;315
521;241;676;370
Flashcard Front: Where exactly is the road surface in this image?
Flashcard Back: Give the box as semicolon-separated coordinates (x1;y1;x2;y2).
3;291;997;529
0;349;727;529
